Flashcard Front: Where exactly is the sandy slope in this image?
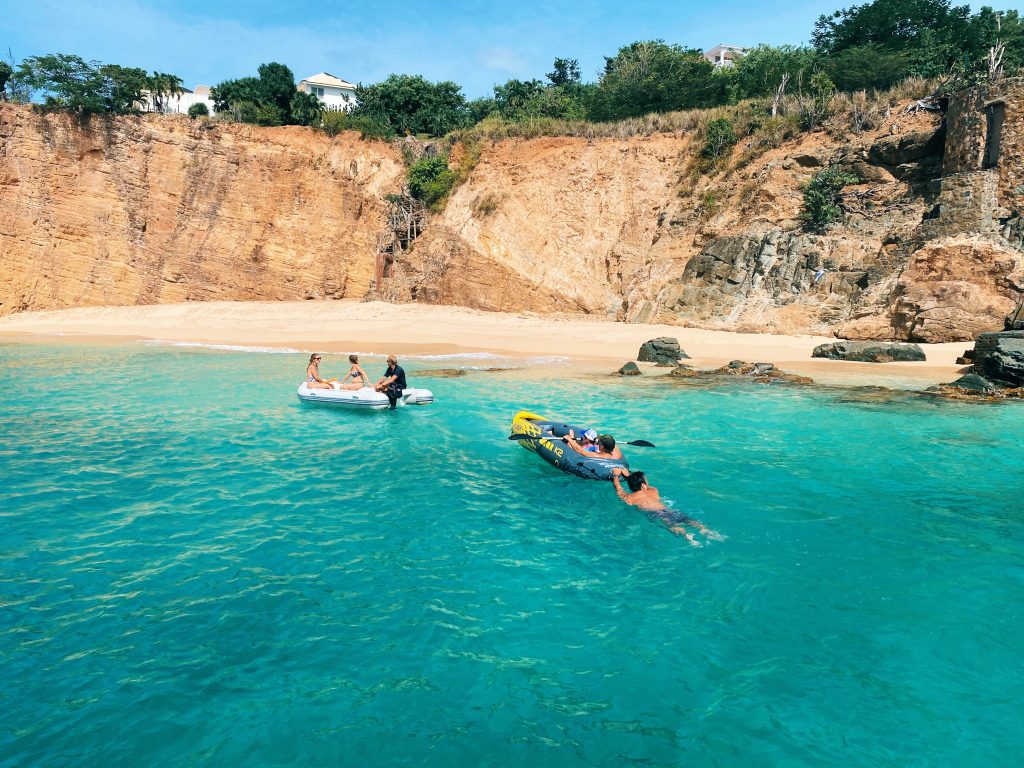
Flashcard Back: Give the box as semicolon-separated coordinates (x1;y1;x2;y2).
0;300;968;388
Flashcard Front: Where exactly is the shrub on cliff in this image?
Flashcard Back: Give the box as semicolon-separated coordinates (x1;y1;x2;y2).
407;155;456;209
187;103;208;118
351;74;470;137
801;168;859;231
318;110;393;140
702;118;736;161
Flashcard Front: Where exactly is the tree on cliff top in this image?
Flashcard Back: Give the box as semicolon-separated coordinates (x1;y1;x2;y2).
589;41;724;121
14;54;151;115
211;62;321;126
0;61;12;101
351;74;469;137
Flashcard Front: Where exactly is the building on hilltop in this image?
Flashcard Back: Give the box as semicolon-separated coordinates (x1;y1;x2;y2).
297;73;357;111
703;45;747;68
139;85;216;114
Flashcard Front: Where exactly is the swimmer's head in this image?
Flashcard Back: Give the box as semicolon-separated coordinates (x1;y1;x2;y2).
599;435;616;452
626;472;646;492
349;354;358;364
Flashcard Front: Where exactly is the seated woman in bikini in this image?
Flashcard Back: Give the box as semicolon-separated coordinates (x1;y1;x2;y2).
339;354;370;390
305;353;334;389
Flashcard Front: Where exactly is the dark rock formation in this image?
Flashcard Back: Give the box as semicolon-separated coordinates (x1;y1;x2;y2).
418;368;468;377
617;361;641;375
868;129;944;167
637;337;688;366
972;331;1024;387
1007;300;1024;331
665;359;812;384
812;341;926;362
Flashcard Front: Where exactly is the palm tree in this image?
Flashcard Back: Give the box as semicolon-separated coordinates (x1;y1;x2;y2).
147;71;185;112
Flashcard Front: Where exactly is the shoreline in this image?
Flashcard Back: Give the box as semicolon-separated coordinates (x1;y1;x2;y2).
0;300;969;389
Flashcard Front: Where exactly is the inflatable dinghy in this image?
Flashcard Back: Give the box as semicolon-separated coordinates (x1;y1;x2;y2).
510;410;628;480
297;383;434;410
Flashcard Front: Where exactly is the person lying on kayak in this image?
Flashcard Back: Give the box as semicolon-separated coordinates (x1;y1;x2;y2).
565;432;622;460
340;354;370;390
305;353;334;390
374;355;407;409
611;467;719;545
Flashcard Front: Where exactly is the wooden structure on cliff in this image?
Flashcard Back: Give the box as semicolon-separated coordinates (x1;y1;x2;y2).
373;194;427;296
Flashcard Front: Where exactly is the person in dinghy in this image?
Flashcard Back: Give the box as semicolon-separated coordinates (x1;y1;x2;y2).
305;353;335;390
339;354;370;390
374;355;408;409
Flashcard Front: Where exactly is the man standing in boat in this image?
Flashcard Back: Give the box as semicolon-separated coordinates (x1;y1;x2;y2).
375;355;407;409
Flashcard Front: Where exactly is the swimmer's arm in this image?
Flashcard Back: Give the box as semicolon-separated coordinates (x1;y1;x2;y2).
611;473;633;503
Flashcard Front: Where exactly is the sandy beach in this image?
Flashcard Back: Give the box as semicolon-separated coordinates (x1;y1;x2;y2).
0;300;969;388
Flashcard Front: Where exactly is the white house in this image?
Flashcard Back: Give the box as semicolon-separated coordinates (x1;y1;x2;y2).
140;85;216;114
297;72;357;111
703;45;747;68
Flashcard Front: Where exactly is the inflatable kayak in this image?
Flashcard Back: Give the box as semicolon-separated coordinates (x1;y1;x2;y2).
510;410;628;481
297;383;434;410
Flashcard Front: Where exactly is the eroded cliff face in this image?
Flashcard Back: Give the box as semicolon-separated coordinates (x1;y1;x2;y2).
391;86;1024;341
3;90;1023;342
0;105;403;314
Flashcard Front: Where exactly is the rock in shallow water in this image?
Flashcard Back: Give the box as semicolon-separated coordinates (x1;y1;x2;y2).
638;337;688;366
812;341;926;363
972;331;1024;387
617;361;641;376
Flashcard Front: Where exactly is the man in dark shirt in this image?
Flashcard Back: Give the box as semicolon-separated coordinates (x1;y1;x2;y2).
375;354;407;409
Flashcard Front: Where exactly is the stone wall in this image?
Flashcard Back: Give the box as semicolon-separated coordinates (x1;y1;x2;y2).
922;170;999;239
942;77;1024;215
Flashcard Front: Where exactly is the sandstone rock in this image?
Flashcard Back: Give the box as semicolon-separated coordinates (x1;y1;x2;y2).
972;330;1024;387
812;341;926;362
617;361;641;376
637;337;688;366
841;239;1024;343
849;161;896;184
0;107;405;313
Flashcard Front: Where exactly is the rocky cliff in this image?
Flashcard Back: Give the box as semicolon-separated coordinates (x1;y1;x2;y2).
0;106;403;313
2;86;1023;341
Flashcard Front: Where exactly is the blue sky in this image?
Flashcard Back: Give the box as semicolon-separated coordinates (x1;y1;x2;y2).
2;0;868;97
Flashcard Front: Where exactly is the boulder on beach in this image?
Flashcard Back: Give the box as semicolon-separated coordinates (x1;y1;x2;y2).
638;337;689;366
812;340;926;363
617;361;641;376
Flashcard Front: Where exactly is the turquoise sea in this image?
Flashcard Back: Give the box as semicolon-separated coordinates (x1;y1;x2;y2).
1;341;1022;767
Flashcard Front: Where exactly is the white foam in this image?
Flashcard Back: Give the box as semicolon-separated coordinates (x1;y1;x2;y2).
140;340;301;354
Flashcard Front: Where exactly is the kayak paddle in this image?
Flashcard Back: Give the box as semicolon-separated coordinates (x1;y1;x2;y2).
507;433;655;448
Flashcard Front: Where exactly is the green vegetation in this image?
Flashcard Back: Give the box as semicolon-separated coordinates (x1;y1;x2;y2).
5;0;1022;152
187;102;208;118
211;62;321;126
701;118;736;161
0;61;12;101
350;74;469;137
406;154;457;209
801;169;860;231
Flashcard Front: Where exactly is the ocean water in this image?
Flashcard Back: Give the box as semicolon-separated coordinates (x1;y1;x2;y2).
1;342;1022;767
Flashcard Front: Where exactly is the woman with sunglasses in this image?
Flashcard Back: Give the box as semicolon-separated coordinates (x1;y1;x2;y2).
305;353;334;390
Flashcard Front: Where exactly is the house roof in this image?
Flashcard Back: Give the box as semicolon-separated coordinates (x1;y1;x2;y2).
300;72;356;90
